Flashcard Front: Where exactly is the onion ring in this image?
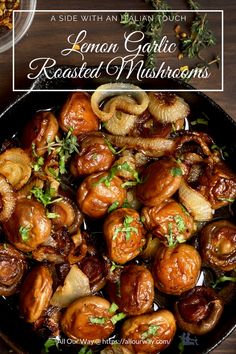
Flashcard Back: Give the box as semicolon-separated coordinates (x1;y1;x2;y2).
91;83;149;122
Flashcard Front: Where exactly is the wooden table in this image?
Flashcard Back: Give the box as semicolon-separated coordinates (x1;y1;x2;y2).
0;0;235;353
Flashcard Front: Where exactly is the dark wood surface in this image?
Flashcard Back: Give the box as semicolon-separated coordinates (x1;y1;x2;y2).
0;0;235;353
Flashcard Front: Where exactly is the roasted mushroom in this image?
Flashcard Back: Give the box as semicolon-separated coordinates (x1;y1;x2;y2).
153;244;201;295
107;264;154;316
121;309;176;353
22;111;59;156
79;255;107;293
19;265;53;323
3;198;51;252
136;159;183;207
0;148;31;190
103;208;146;264
174;286;224;335
76;172;126;218
200;220;236;271
198;162;236;209
61;296;116;344
70;133;115;177
141;199;195;246
59;92;99;135
0;243;27;296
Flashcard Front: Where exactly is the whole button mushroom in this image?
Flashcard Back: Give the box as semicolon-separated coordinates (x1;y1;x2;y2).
19;265;53;323
103;208;146;264
121;309;176;353
3;198;51;252
136;159;183;207
76;172;126;218
61;296;116;344
153;243;201;295
107;264;154;316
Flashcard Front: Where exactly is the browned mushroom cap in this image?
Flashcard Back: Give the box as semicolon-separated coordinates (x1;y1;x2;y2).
59;92;99;135
76;172;126;219
103;208;146;264
22;111;59;156
3;198;51;252
174;286;224;335
70;133;115;177
141;199;195;246
152;243;201;295
19;265;53;323
61;296;115;344
136;159;182;207
200;220;236;271
0;148;32;190
0;243;27;296
101;345;133;354
121;309;176;353
107;264;154;316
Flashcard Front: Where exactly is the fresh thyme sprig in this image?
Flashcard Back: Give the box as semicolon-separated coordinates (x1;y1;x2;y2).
42;129;79;175
120;0;171;68
179;3;216;60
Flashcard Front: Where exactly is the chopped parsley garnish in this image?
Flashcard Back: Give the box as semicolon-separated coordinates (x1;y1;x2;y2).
212;275;236;288
46;211;59;219
174;215;186;233
217;197;235;203
19;225;31;242
110;261;124;273
78;346;93;354
140;215;146;223
108;201;120;213
104;138;125;155
113;215;138;241
111;312;126;325
178;336;185;354
141;324;159;340
166;223;185;247
171;167;183;177
89;317;107;325
31;143;44;172
109;302;119;314
94;161;141;188
180;204;190;216
121;199;132;209
191;118;209;126
30;187;62;207
43;338;60;353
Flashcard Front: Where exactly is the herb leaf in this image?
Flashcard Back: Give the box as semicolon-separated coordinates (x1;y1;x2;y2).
89;317;107;325
30;187;62;207
43;338;59;353
212;276;236;288
78;346;93;354
141;324;159;340
191;118;208;126
110;261;124;273
113;215;138;241
111;312;126;325
109;302;119;314
108;201;120;213
171;167;183;177
19;225;31;242
174;215;186;233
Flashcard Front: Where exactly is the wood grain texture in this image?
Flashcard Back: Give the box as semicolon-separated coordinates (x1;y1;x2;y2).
0;0;235;353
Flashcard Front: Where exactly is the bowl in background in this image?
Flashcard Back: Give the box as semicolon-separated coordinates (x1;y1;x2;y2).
0;0;37;54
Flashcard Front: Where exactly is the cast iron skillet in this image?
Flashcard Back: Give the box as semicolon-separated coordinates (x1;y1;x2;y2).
0;68;236;354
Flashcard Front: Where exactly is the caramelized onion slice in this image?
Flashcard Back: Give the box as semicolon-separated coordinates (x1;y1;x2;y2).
148;93;190;123
179;180;213;221
104;134;175;157
91;83;149;121
50;265;91;308
104;96;137;135
0;174;15;222
0;148;31;190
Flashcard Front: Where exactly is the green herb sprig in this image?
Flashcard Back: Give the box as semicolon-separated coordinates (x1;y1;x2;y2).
30;187;62;207
19;225;31;242
113;215;138;241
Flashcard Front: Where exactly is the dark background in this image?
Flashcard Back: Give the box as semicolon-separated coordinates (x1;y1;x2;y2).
0;0;235;353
